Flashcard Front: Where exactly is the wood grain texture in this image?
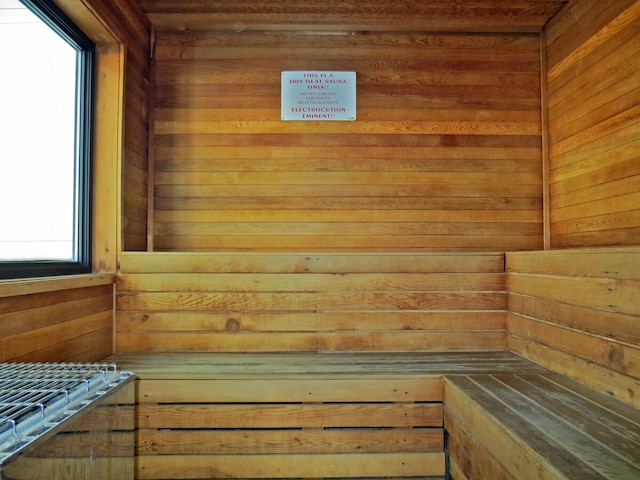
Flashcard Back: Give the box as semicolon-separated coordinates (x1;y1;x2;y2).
135;1;567;33
0;276;115;362
136;453;445;479
105;350;545;480
444;409;515;480
506;248;640;408
444;374;640;480
116;252;507;352
545;0;640;248
149;28;543;252
109;351;545;378
137;428;443;455
81;0;152;252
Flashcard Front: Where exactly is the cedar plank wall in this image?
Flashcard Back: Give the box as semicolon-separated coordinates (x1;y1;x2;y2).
0;276;114;363
545;0;640;247
507;249;640;408
0;0;149;363
117;5;550;352
86;0;152;251
116;252;506;352
109;0;152;252
149;31;543;252
507;0;640;408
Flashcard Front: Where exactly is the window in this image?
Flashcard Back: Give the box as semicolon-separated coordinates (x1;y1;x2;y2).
0;0;95;279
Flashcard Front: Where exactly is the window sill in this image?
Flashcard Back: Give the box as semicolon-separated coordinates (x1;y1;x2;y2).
0;273;115;297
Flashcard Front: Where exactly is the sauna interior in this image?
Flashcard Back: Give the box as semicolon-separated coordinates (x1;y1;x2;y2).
1;0;639;479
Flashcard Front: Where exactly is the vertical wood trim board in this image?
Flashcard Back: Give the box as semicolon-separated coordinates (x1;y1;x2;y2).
150;30;543;252
121;10;152;252
81;0;153;252
146;29;157;252
545;0;640;248
539;31;551;250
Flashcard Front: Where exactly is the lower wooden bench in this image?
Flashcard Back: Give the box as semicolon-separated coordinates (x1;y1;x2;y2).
106;351;546;480
445;373;640;480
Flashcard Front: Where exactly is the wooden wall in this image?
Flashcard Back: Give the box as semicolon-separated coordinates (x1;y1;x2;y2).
0;276;114;363
120;2;151;253
545;0;640;248
116;252;505;352
506;248;640;408
150;30;543;252
512;0;640;408
83;0;152;252
0;0;148;366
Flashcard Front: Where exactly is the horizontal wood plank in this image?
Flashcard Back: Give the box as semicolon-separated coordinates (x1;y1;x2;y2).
136;452;445;479
507;248;640;278
137;428;443;455
119;252;506;273
137;377;443;403
108;351;548;379
118;272;505;292
117;291;506;312
116;311;505;333
116;330;506;353
138;403;442;429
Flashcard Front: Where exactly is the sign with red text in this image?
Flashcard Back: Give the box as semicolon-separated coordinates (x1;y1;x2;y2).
281;71;356;121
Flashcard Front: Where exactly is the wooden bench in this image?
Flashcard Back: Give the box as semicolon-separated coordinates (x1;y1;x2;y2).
445;372;640;480
107;351;640;480
107;351;550;479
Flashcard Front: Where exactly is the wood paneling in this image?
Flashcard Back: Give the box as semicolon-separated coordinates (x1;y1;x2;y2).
545;0;640;248
136;1;567;33
120;1;151;252
78;0;152;252
54;0;151;254
0;275;115;362
506;248;640;408
124;353;447;480
444;373;640;480
445;409;515;480
148;29;543;252
106;351;546;480
116;252;506;352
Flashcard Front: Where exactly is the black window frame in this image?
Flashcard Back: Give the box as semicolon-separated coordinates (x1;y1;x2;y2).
0;0;95;280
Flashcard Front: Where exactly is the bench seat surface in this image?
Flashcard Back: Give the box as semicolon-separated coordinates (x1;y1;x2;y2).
105;352;640;480
445;373;640;480
105;351;546;480
107;351;548;379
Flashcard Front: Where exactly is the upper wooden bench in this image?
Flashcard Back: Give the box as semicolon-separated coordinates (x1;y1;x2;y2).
445;372;640;480
107;351;640;480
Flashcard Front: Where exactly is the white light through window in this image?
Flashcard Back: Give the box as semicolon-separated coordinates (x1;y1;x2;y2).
0;0;78;261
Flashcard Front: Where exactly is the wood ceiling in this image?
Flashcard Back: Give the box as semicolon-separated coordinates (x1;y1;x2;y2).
135;0;569;33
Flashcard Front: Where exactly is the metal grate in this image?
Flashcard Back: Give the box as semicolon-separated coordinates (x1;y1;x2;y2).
0;362;133;466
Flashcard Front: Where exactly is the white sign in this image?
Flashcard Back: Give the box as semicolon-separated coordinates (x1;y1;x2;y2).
281;71;356;121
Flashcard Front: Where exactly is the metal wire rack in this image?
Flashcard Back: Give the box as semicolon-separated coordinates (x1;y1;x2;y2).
0;362;133;466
